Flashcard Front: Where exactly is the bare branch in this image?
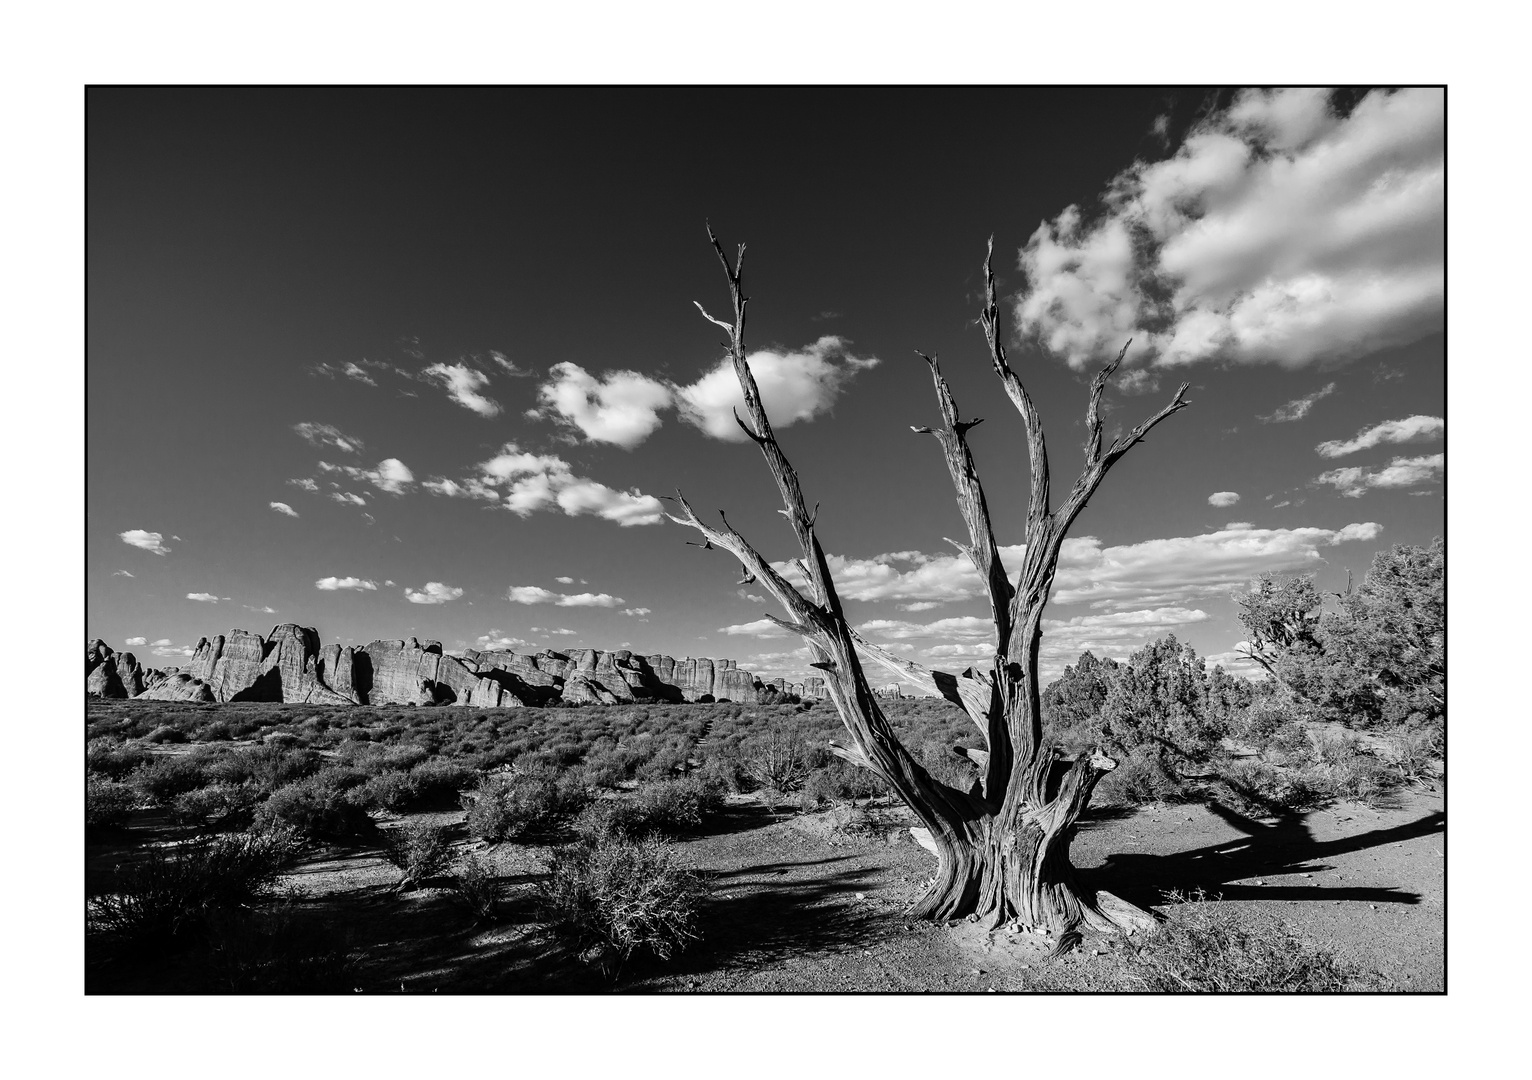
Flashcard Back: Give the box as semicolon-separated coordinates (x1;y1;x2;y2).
977;238;1050;531
916;351;1014;648
1084;341;1129;466
692;300;734;333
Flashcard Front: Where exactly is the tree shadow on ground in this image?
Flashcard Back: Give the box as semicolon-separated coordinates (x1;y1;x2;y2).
1081;793;1444;911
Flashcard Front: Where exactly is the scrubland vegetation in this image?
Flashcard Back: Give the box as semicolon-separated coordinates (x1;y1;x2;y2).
85;542;1441;993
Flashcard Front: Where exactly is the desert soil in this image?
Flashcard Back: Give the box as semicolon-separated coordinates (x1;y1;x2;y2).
87;786;1443;993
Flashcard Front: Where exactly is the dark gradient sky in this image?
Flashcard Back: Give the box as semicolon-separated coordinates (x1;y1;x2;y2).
87;87;1445;684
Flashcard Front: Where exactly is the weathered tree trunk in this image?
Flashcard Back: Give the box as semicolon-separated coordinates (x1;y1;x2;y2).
671;228;1186;940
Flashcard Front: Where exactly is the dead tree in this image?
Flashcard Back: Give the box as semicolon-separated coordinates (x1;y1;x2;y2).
668;227;1189;935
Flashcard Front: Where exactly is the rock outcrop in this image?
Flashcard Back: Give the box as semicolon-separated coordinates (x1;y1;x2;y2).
88;628;832;707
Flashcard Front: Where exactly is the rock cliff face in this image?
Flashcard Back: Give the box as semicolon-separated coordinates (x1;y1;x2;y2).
87;629;831;707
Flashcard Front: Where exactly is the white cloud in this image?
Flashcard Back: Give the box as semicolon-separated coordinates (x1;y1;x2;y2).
120;529;170;556
535;363;673;448
622;607;651;616
507;586;558;605
899;601;942;612
431;442;664;527
245;604;277;614
124;636;147;646
736;590;768;604
1260;382;1337;423
422;362;501;417
782;523;1382;614
186;592;218;603
507;586;623;607
676;336;880;441
311;359;389;386
405;581;464;605
548;628;576;636
1314;453;1444;497
288;478;320;492
719;619;792;638
113;569;135;578
269;501;299;517
555;576;575;584
315;576;378;591
330;491;367;507
1016;88;1443;372
320;458;414;495
859;615;995;642
421;477;499;500
383;580;396;587
489;351;533;377
1207;491;1240;508
292;422;365;453
1316;414;1444;458
477;630;533;651
1224;522;1253;530
152;643;196;659
151;638;172;647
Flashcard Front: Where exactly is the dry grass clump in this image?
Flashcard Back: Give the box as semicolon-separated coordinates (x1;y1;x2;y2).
89;824;304;947
1031;894;1378;992
537;835;708;976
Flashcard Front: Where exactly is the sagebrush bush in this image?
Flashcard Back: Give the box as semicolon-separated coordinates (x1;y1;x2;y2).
145;724;190;744
741;730;811;792
574;777;724;842
87;775;139;830
1031;894;1378;992
381;821;456;886
169;781;261;830
255;768;374;839
89;824;304;946
1217;760;1329;815
538;835;708;975
1096;750;1186;807
208;743;322;793
451;852;503;922
464;771;590;843
86;740;149;780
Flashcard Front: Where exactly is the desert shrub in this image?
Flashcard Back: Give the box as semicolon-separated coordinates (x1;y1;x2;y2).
88;824;304;946
1307;735;1397;805
87;776;139;830
1377;727;1443;785
408;759;476;803
1033;894;1378;992
1095;749;1186;807
87;740;150;780
1261;721;1316;767
255;769;374;839
451;852;504;922
169;781;261;830
209;743;322;793
145;724;190;745
380;821;455;886
202;903;361;993
576;777;723;841
1217;760;1329;815
464;771;589;843
358;769;416;812
803;761;887;803
693;756;744;794
538;835;708;975
632;738;695;784
741;730;811;792
131;754;212;805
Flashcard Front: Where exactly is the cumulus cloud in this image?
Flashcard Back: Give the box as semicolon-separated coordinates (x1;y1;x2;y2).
320;458;414;495
422;362;501;417
120;529;170;556
330;492;367;507
311;359;392;386
555;576;575;584
719;619;792;637
269;501;299;517
186;592;218;603
1207;491;1240;508
676;336;880;441
405;581;464;605
1316;415;1444;458
899;601;942;612
245;604;277;614
489;351;533;378
1260;382;1337;423
858;615;995;642
288;477;320;492
781;523;1382;613
508;586;623;607
1314;453;1444;497
622;607;652;617
427;442;663;527
124;636;147;646
315;576;378;591
535;363;674;448
292;422;365;453
477;630;533;651
1015;88;1443;372
113;569;135;578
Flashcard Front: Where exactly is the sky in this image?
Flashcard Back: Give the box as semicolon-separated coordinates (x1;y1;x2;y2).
87;87;1445;687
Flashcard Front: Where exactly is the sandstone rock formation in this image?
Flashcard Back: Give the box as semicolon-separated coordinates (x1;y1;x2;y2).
88;628;831;707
